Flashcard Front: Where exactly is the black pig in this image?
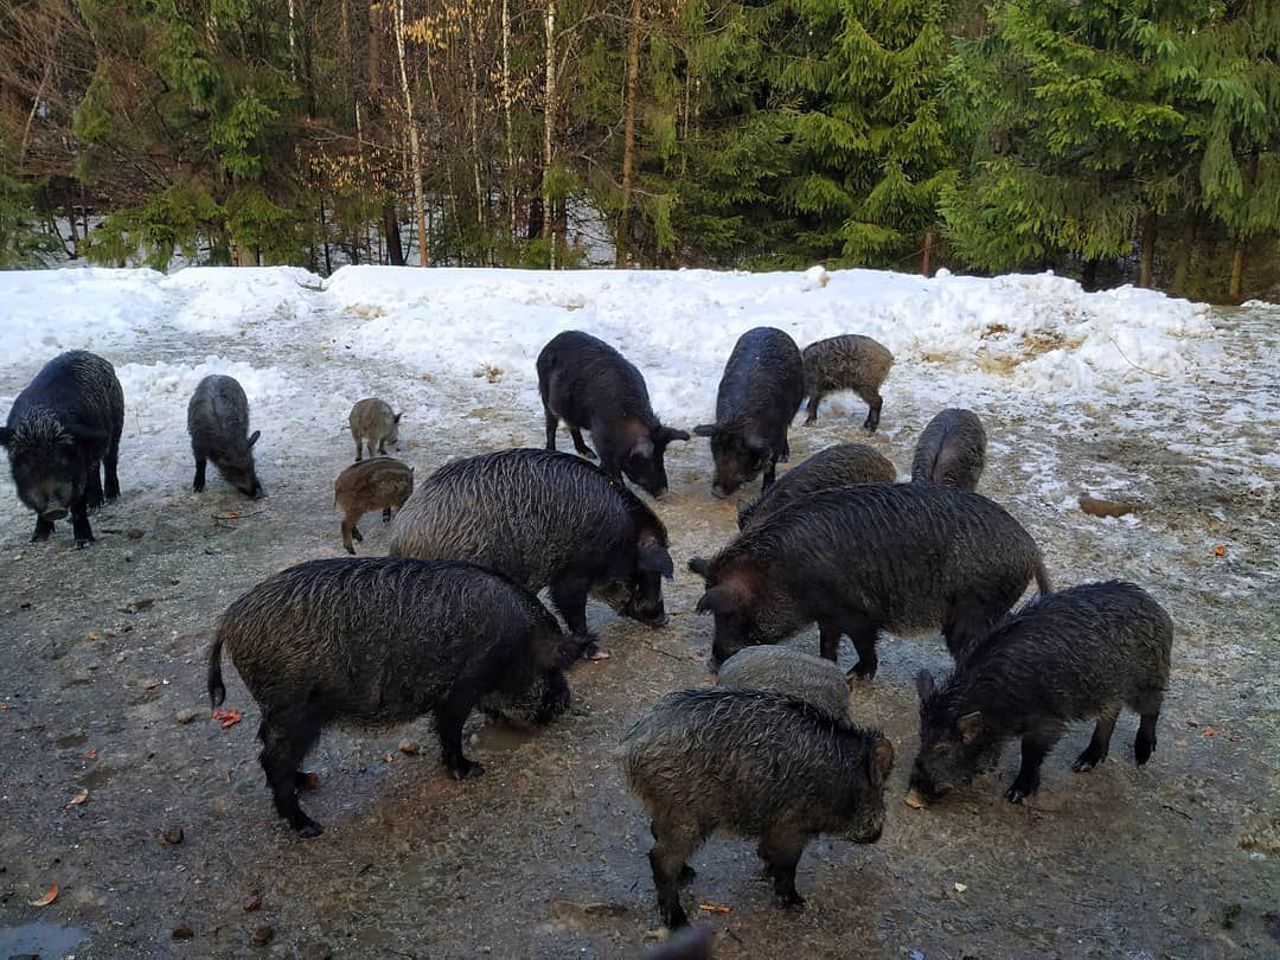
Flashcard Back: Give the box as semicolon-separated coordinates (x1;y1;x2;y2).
537;331;689;497
690;483;1051;674
911;408;987;492
910;580;1173;805
693;327;804;497
737;442;896;530
621;688;893;928
208;557;583;836
1;350;124;547
388;448;674;659
188;374;263;499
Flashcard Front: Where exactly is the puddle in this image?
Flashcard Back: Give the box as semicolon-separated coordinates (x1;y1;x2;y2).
0;920;90;958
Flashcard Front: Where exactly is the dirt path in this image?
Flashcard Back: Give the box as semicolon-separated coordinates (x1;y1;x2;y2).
1;303;1276;960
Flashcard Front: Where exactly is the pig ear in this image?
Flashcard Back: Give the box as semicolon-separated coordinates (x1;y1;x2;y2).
0;426;11;447
247;430;261;448
661;426;691;443
915;670;935;702
692;424;717;438
638;540;675;579
687;556;711;580
869;736;895;788
956;711;984;743
695;578;751;615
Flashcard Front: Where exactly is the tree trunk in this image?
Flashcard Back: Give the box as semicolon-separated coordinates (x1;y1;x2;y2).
543;0;557;268
64;183;80;258
466;22;484;229
921;229;935;277
383;201;405;265
1171;216;1194;295
393;0;429;265
1081;257;1099;291
616;0;642;268
528;197;545;241
287;0;297;79
502;0;516;237
1138;209;1156;287
1229;242;1246;303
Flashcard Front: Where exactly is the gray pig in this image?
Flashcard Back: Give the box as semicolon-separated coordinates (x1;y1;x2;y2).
800;334;893;430
188;375;263;499
621;688;893;928
737;443;896;530
716;646;852;720
911;408;987;492
334;457;415;554
349;397;402;462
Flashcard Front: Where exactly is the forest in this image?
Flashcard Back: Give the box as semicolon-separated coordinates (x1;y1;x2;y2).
1;0;1276;300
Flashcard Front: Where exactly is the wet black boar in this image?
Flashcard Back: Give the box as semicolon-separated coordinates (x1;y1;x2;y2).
208;557;583;837
621;688;893;928
187;374;263;498
537;331;689;498
911;408;987;492
693;327;805;497
909;580;1173;805
1;350;124;547
690;483;1051;674
388;448;674;659
800;334;893;430
333;457;414;554
736;443;896;530
349;397;402;462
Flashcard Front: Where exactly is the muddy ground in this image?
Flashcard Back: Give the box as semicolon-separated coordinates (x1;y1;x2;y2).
1;306;1277;960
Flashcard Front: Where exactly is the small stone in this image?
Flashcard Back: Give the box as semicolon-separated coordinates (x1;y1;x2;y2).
161;825;184;846
299;943;332;960
176;709;201;725
398;739;420;755
127;528;145;540
1079;495;1140;518
171;922;194;940
250;924;274;947
243;893;263;912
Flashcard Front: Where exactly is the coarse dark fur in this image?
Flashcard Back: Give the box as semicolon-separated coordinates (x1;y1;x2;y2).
716;646;852;720
911;408;987;492
333;457;415;554
388;448;674;655
911;580;1173;805
640;927;714;960
737;443;897;530
693;327;805;497
801;334;893;430
689;483;1052;674
620;688;893;928
207;557;583;837
349;397;402;462
537;331;689;498
187;375;263;498
0;350;124;547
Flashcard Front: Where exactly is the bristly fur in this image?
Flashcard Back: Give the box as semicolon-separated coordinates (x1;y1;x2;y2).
911;408;987;492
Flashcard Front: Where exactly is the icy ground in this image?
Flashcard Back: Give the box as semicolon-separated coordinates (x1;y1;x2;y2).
0;265;1276;958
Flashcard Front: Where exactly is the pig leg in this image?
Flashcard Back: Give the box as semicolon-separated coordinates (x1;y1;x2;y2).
550;575;607;659
353;435;364;462
1006;726;1062;803
70;499;94;548
758;828;807;908
858;387;883;432
104;425;121;502
434;693;484;780
193;454;208;493
649;821;696;885
85;460;104;511
543;408;559;451
804;391;823;424
569;426;597;460
818;619;844;663
762;457;778;491
942;595;1002;662
31;516;55;542
341;514;358;554
1133;688;1163;765
377;437;387;455
382;507;392;523
257;709;324;837
1072;703;1120;772
649;816;701;928
826;610;878;679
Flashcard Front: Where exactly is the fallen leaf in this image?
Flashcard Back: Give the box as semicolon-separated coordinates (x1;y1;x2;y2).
171;922;194;940
160;825;184;846
698;903;732;914
66;788;90;809
954;882;969;893
29;883;59;907
382;752;397;764
1214;544;1226;557
1204;727;1217;737
243;893;263;912
903;789;926;809
251;924;274;947
211;709;243;730
145;679;163;690
83;747;98;761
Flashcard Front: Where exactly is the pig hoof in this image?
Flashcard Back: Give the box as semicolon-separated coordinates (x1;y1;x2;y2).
1004;784;1036;804
75;537;94;549
778;892;806;910
295;818;324;838
583;645;611;662
846;663;877;682
1134;737;1156;765
451;762;485;781
1071;753;1103;773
